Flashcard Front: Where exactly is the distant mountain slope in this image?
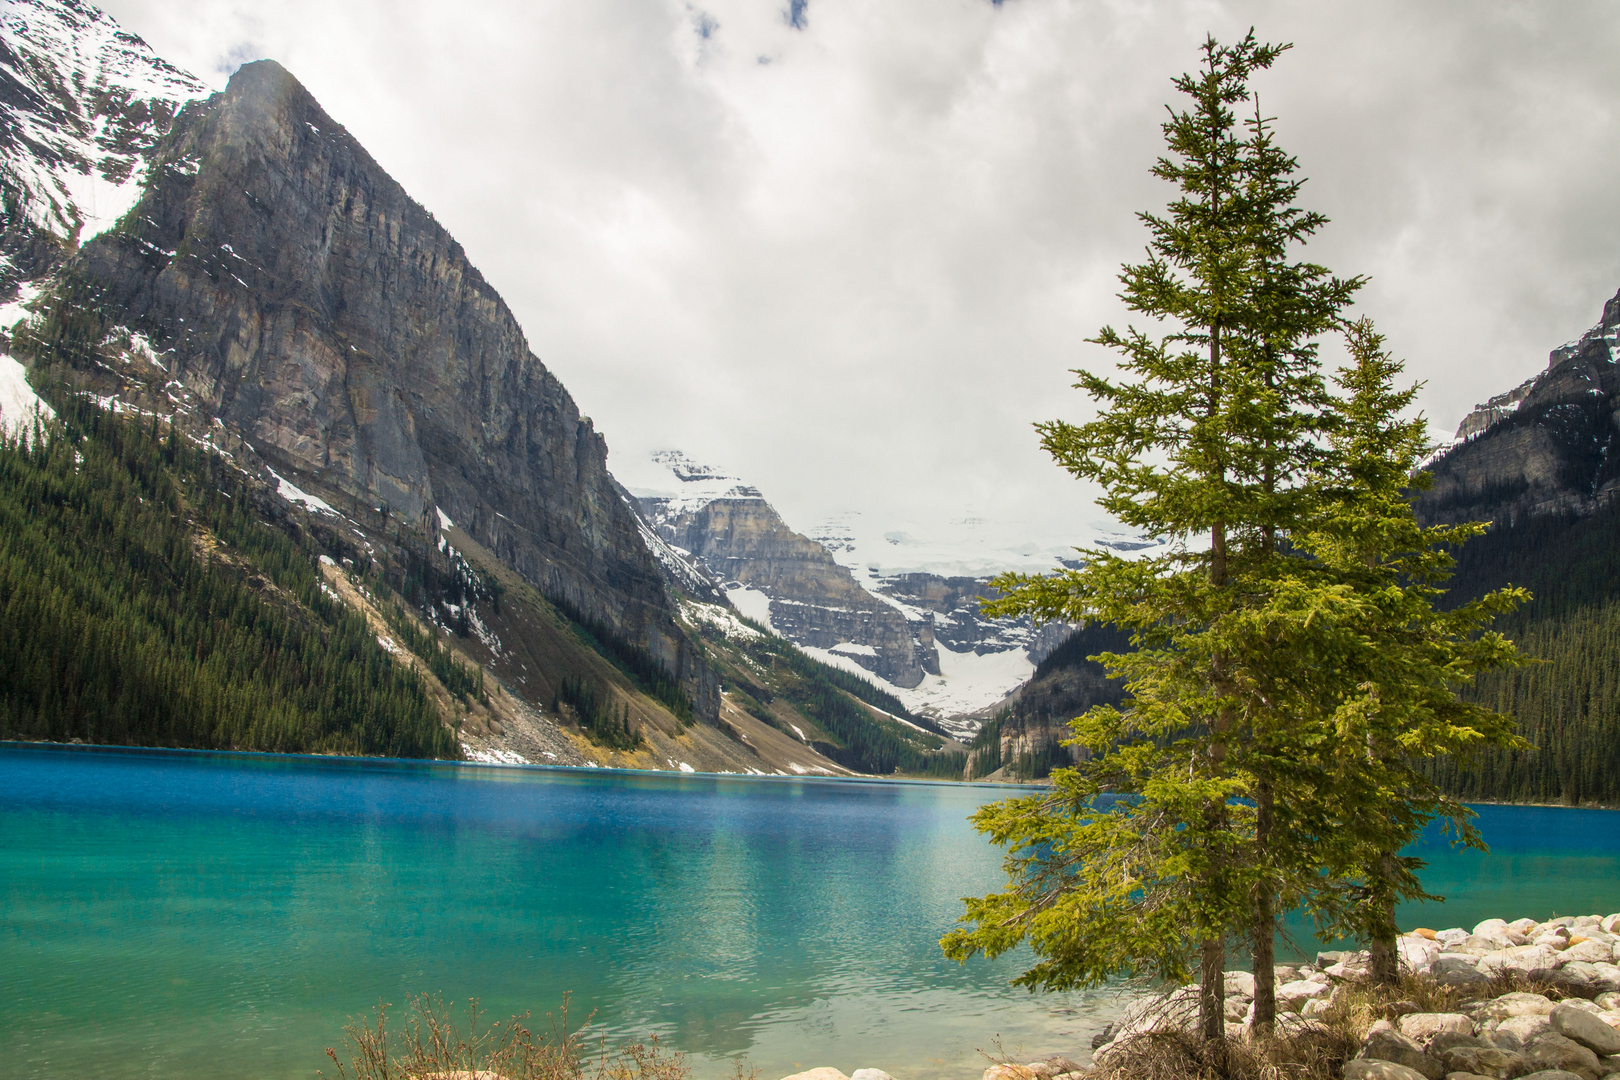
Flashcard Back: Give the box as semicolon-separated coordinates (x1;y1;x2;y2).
1422;287;1620;525
628;450;1081;730
633;451;935;689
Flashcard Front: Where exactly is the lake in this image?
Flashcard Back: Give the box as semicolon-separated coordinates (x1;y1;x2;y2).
3;745;1619;1080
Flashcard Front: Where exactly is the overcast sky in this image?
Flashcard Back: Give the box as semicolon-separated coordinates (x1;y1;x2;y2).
100;0;1620;562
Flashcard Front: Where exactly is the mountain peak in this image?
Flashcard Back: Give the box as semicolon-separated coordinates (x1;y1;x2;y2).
1;0;207;247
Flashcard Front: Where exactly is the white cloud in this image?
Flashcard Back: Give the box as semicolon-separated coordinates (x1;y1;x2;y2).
99;0;1620;557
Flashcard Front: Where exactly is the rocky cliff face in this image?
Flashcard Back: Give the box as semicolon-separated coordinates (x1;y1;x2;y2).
1423;288;1620;525
635;453;934;688
27;55;704;699
875;572;1071;663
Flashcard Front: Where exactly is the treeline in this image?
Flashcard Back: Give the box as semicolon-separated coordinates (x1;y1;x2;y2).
724;631;963;777
551;594;693;725
0;392;456;758
962;710;1072;782
363;572;487;706
552;675;640;751
1423;499;1620;805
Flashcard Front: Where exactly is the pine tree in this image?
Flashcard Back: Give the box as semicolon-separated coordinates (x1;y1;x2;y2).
940;31;1358;1044
940;34;1525;1054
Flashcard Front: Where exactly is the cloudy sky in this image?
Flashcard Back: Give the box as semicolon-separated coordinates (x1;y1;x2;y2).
101;0;1620;566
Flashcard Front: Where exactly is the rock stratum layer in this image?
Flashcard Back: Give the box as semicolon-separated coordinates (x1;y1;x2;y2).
50;59;700;686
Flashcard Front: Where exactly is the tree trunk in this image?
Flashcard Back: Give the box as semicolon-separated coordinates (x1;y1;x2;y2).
1368;849;1400;985
1200;935;1226;1042
1252;777;1276;1038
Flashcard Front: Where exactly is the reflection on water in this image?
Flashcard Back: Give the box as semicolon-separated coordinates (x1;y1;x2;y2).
5;747;1615;1080
0;747;1131;1080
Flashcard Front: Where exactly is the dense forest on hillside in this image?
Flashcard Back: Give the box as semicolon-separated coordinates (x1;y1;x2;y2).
0;390;457;758
694;616;966;778
1425;499;1620;805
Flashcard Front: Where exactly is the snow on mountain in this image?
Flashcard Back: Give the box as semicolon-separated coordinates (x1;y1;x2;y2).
620;449;1153;728
0;0;208;246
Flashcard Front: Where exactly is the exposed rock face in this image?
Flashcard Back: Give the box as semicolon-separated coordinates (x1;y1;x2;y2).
56;60;699;688
1423;288;1620;525
642;469;933;688
876;572;1071;662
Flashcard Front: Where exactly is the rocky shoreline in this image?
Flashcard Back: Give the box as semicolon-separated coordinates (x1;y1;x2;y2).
775;911;1620;1080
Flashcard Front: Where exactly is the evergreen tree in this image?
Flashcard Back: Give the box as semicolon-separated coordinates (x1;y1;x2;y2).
940;35;1523;1054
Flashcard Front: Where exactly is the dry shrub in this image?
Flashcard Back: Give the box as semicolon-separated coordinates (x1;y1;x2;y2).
321;994;690;1080
1089;1023;1358;1080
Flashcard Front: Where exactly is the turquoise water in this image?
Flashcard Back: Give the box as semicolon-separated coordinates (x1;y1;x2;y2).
3;746;1619;1080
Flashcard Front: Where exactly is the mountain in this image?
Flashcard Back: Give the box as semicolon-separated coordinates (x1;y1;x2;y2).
631;451;937;689
1;0;207;274
1422;286;1620;525
0;0;968;780
625;450;1088;734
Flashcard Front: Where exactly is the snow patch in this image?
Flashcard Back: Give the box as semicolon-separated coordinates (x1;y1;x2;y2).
462;745;530;765
435;506;454;530
0;282;42;332
0;351;54;445
269;469;337;515
681;598;764;642
724;583;775;629
829;641;878;658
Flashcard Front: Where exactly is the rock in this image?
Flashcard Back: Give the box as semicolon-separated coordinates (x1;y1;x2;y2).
1403;937;1444;974
1509;919;1542;936
1225;997;1250;1022
1481;945;1564;979
1303;998;1333;1018
1225;970;1256;1000
1278;979;1333;1012
1523;1032;1603;1079
1344;1060;1431;1080
1402;1014;1477;1043
1469;933;1514;952
1442;1073;1502;1080
1021;1064;1060;1078
1414;929;1439;940
1598;994;1620;1011
1515;1072;1590;1080
1491;1028;1527;1054
1040;1059;1087;1076
1389;1001;1426;1020
1090;1024;1115;1050
851;1072;897;1080
1318;950;1350;966
1554;1004;1620;1056
1500;1016;1556;1045
1477;993;1558;1020
783;1071;852;1080
1441;1043;1527;1079
1437;928;1472;946
1590;965;1620;992
981;1067;1036;1080
1476;919;1512;937
1362;1028;1447;1080
1431;1033;1493;1057
1603;916;1620;935
1435;956;1492;989
1276;1014;1329;1037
